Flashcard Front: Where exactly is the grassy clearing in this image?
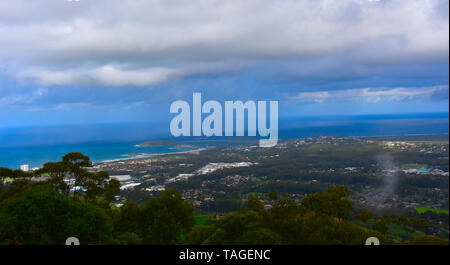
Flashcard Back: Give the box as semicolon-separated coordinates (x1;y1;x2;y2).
179;214;213;243
194;214;213;227
416;208;449;215
401;164;427;169
387;223;424;239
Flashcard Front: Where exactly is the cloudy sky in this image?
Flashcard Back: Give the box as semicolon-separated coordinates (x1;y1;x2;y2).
0;0;448;128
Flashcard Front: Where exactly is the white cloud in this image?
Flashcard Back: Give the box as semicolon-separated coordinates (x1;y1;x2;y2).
24;100;150;112
289;85;449;103
0;88;47;107
25;102;96;112
20;65;182;86
294;91;330;104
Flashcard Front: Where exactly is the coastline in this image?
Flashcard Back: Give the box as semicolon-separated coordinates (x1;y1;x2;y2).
95;133;448;165
95;147;208;164
1;131;448;169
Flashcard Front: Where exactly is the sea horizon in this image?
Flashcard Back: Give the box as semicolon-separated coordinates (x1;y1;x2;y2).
1;113;448;169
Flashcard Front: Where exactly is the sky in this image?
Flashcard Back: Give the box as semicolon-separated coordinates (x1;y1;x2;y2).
0;0;448;128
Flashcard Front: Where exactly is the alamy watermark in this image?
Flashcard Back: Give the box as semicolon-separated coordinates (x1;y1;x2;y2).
169;93;278;147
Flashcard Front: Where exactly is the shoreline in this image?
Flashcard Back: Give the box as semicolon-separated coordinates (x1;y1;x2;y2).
1;133;448;168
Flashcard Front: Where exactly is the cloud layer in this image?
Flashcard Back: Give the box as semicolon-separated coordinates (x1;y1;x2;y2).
0;0;448;127
0;0;448;87
290;85;449;103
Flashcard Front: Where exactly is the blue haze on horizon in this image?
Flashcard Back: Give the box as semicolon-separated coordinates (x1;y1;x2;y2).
0;113;448;169
0;0;448;142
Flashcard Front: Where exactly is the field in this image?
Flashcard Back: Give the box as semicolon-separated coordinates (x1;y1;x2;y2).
194;214;213;227
401;164;427;169
416;208;449;215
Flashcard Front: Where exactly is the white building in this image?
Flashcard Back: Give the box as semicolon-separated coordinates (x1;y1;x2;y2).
145;185;166;192
110;175;132;182
120;182;141;190
20;164;30;172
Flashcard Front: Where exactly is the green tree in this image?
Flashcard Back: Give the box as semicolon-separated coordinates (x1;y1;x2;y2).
185;224;217;245
114;232;142;245
105;179;121;203
113;188;194;245
0;167;33;193
0;184;113;245
301;185;353;220
62;152;92;167
40;162;70;195
408;217;429;230
84;171;110;203
355;210;374;223
400;235;449;245
61;152;92;200
188;210;268;244
141;188;194;244
0;179;31;203
373;219;388;234
112;201;142;236
268;189;278;201
39;152;110;201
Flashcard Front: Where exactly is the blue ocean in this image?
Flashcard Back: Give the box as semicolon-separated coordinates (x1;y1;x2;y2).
0;113;448;169
0;142;196;169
